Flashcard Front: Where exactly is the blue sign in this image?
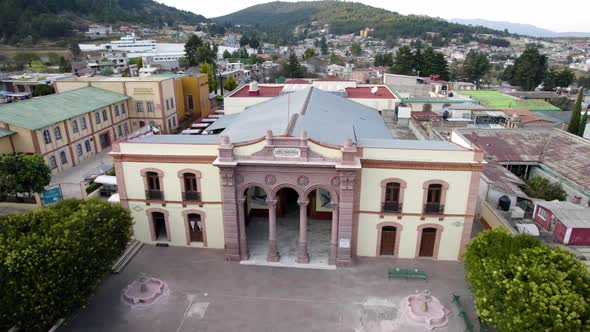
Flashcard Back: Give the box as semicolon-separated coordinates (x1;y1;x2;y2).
42;187;62;205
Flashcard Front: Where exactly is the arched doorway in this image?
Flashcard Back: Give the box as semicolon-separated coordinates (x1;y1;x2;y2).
152;212;168;241
418;227;437;257
243;185;269;261
305;187;334;264
275;187;301;263
380;226;397;255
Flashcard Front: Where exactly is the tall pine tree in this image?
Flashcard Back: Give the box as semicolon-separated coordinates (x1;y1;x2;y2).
568;88;584;135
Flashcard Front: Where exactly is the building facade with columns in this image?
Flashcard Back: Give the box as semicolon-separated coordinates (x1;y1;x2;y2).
112;87;484;267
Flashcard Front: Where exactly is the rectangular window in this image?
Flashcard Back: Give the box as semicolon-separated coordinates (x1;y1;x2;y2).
187;95;194;110
538;208;548;220
170;98;174;108
147;101;155;112
147;173;160;190
136;102;144;112
172;116;176;128
165;99;170;110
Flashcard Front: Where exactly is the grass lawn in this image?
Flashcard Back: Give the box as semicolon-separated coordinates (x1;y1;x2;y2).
459;90;560;111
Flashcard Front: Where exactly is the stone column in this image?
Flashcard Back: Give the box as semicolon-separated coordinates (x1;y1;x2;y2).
329;202;339;265
237;198;248;260
337;171;356;267
297;200;309;264
267;199;279;262
219;167;240;262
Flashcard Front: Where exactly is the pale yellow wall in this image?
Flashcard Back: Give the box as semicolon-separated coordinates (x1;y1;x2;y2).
119;142;218;155
55;81;90;92
173;79;186;120
0;136;13;153
234;140;266;156
90;81;126;95
362;147;476;162
37;122;68;154
0;125;35;153
68;114;93;143
197;75;210;117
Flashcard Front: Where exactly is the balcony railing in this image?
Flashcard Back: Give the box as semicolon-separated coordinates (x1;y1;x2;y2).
145;190;164;201
382;201;403;213
423;203;444;215
182;191;201;202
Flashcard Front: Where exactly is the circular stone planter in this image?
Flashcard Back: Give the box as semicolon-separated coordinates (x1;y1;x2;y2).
122;275;167;306
401;290;449;330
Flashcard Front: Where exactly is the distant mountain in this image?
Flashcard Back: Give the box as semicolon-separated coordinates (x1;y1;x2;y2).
0;0;206;43
449;18;590;38
213;1;504;41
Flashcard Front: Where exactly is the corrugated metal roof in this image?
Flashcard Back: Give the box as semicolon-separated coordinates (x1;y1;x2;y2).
535;200;590;228
0;87;129;130
0;127;16;138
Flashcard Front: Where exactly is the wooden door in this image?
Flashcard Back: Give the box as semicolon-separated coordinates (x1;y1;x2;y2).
380;226;396;255
187;214;203;242
419;228;436;257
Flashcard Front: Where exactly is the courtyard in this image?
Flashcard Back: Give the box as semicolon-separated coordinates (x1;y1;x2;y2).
61;245;479;332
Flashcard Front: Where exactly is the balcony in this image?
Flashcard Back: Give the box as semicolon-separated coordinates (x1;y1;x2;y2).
182;191;201;202
382;201;403;213
145;190;164;201
423;203;445;215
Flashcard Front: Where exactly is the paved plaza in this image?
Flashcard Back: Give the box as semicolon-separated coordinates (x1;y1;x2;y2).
61;245;479;332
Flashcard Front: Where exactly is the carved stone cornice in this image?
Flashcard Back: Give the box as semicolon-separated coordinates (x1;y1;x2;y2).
361;159;484;172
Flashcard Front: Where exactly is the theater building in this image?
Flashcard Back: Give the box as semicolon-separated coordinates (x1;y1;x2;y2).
113;87;484;267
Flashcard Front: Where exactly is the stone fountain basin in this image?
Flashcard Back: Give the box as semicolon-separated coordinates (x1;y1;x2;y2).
401;295;450;330
123;277;166;305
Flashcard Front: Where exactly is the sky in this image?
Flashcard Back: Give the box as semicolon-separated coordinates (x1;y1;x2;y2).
158;0;590;33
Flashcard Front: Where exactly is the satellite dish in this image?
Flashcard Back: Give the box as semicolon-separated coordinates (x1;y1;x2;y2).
370;86;378;94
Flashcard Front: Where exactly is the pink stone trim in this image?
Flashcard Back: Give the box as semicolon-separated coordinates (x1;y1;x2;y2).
145;208;171;241
415;223;444;259
182;209;207;247
458;171;481;258
113;159;128;208
375;221;404;257
270;183;304;200
303;184;339;203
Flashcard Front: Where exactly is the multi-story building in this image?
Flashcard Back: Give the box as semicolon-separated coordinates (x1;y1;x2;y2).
0;87;130;173
112;87;484;267
56;75;210;134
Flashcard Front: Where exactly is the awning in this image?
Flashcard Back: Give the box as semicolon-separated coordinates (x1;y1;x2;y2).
94;175;117;186
108;193;120;203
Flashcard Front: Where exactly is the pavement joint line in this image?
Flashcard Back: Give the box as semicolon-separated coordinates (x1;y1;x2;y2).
174;295;195;332
195;292;365;306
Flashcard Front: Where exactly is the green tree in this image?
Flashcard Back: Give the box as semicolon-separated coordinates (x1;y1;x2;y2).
390;46;414;75
195;43;218;66
303;48;316;60
248;34;260;49
568;88;584;135
579;111;588;137
524;176;567;201
128;57;142;69
462;50;491;87
99;67;115;76
199;62;217;93
69;42;81;60
239;35;250;47
0;199;133;331
284;52;304;78
178;56;190;69
465;229;590;331
224;75;238;91
12;52;40;69
350;42;362;56
329;52;344;66
184;35;203;66
430;51;450;81
32;84;55;97
0;153;51;196
223;50;232;59
320;36;328;55
58;56;71;73
508;47;548;90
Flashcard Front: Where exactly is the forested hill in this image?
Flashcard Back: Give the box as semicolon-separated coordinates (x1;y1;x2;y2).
214;1;504;41
0;0;206;44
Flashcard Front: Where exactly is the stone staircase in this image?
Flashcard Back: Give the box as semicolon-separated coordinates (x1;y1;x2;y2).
111;239;143;273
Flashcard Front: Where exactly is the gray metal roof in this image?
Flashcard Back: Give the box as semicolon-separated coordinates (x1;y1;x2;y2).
205;113;238;132
222;87;392;145
356;138;465;150
130;134;221;144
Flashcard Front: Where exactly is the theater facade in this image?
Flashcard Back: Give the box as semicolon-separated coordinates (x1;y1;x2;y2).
112;87;484;267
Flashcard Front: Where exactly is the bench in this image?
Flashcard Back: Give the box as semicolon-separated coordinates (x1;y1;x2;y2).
388;267;428;280
452;294;474;332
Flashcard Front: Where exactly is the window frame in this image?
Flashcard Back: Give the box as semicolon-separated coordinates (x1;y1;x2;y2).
54;126;62;140
43;129;52;144
59;151;67;165
72;120;79;133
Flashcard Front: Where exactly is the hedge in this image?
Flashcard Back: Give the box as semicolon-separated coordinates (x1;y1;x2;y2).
0;199;132;331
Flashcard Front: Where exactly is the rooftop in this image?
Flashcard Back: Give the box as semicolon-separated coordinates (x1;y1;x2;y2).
458;128;590;193
0;87;129;130
231;85;284;98
459;90;560;111
345;86;393;99
535;200;590;228
0;127;16;138
63;76;172;82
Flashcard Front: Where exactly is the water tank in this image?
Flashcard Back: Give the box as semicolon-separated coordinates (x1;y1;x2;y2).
498;195;511;212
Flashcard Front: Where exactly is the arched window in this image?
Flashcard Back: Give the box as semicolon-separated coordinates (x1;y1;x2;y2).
48;156;57;169
182;173;199;201
95;112;101;124
102;109;108;122
121;103;126;114
380;178;406;214
114;105;120;116
117;125;123;137
142;169;164;201
84;140;91;152
72;120;79;133
59;151;67;165
76;144;83;156
80;117;87;129
54;127;62;140
139;121;146;128
43;129;52;144
422;180;448;215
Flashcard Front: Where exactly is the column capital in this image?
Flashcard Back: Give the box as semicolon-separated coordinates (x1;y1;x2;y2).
297;200;309;207
266;199;277;207
331;202;339;210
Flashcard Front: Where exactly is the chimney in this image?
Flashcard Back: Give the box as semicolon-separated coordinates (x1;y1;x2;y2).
248;81;260;95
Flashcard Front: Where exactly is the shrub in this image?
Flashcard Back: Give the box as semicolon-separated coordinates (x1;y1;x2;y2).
464;229;590;331
0;199;132;331
524;176;567;201
85;181;101;194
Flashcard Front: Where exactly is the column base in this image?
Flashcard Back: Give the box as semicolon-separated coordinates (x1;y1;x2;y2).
267;240;280;262
225;254;241;262
240;242;249;261
297;243;309;264
329;243;337;265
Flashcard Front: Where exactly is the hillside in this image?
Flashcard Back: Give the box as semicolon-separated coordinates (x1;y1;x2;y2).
214;1;503;41
450;18;590;38
0;0;206;44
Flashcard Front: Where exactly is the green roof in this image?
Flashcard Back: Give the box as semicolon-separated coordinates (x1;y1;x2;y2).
0;127;16;138
458;90;560;111
0;87;129;130
401;98;471;103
